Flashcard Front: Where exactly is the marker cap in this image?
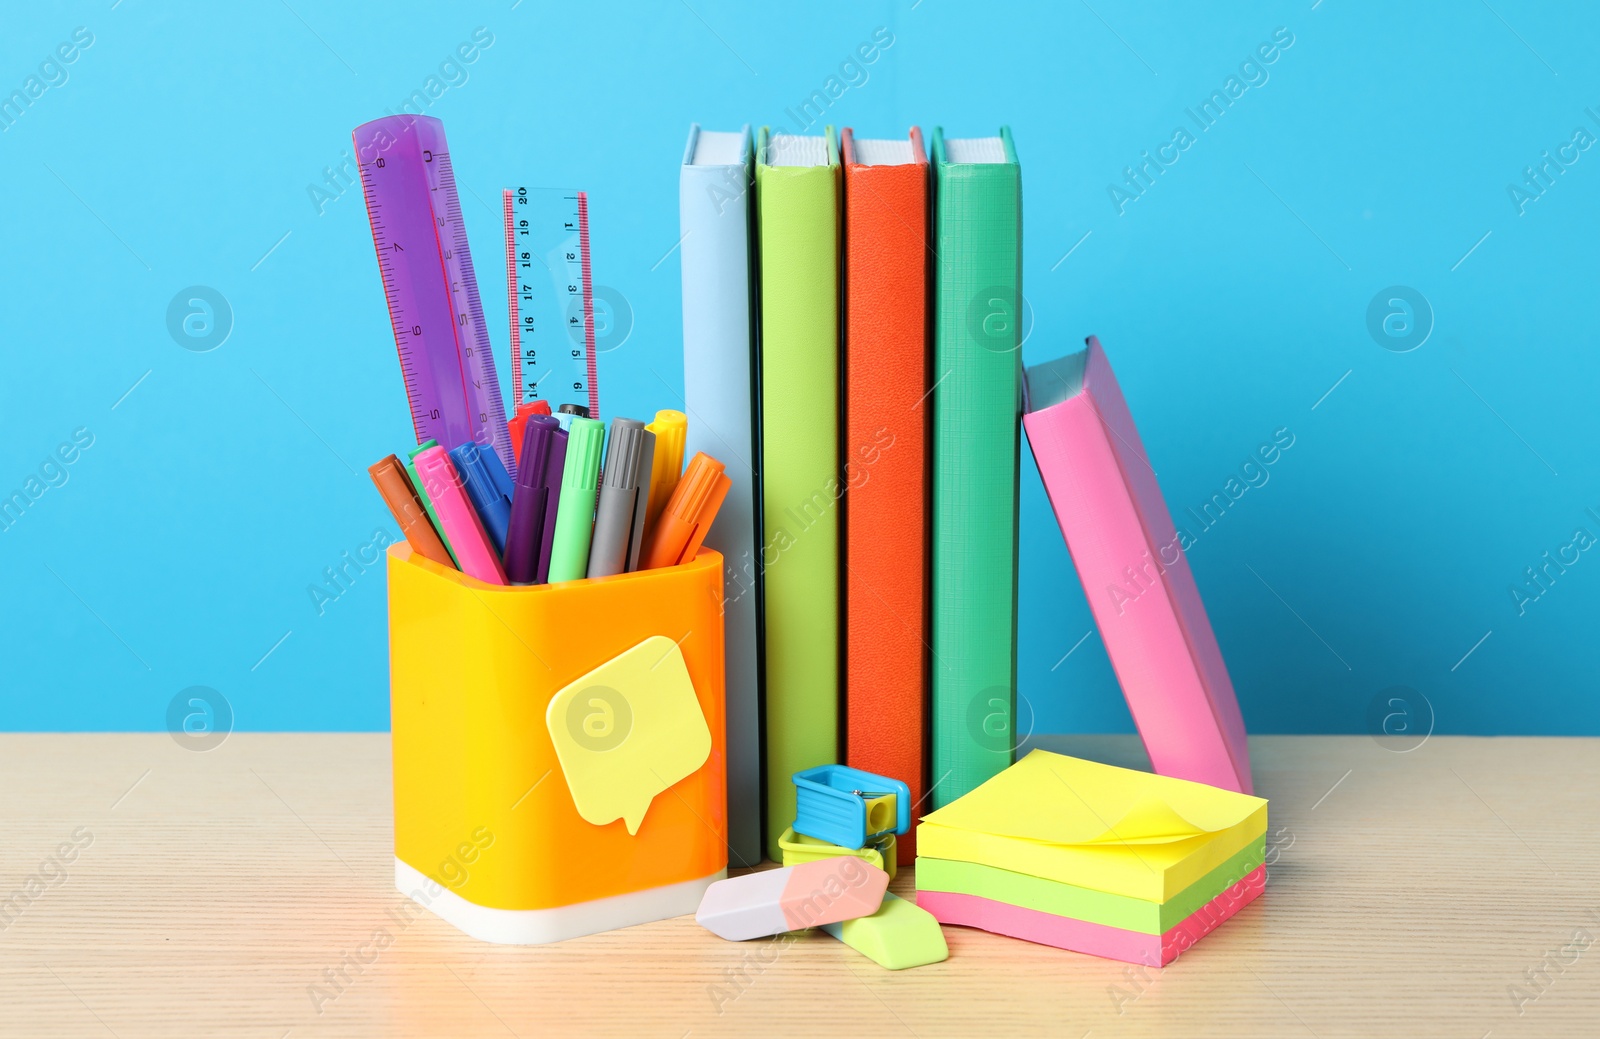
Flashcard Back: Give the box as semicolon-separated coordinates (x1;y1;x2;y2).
368;455;454;569
504;416;567;585
413;445;507;585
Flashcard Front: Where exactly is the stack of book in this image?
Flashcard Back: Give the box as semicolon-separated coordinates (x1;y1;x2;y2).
682;122;1256;874
914;750;1267;965
681;124;1024;865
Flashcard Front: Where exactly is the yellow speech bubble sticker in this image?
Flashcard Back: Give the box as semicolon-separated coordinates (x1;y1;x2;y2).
546;635;712;835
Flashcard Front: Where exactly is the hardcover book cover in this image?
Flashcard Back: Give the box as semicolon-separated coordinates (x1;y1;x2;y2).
680;125;764;866
755;127;842;858
1022;337;1254;795
840;127;930;864
929;127;1022;809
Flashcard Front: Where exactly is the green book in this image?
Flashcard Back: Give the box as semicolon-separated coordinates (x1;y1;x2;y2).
755;127;841;858
930;127;1022;808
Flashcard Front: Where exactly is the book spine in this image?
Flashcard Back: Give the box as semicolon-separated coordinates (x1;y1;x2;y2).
756;160;842;859
842;159;929;863
680;157;764;866
930;159;1022;809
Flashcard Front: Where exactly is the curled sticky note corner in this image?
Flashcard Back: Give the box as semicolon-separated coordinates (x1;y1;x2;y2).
546;634;712;834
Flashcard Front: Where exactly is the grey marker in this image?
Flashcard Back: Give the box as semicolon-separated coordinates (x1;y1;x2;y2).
587;418;656;578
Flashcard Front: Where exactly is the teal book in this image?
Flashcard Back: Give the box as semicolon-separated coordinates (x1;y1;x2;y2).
929;127;1022;808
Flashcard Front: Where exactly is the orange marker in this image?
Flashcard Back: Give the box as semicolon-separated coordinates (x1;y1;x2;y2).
640;452;731;570
368;455;455;569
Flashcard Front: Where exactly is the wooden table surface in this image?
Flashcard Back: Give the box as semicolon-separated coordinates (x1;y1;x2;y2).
1;733;1596;1038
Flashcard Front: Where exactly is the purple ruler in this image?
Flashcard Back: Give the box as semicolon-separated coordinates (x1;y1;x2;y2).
354;115;512;471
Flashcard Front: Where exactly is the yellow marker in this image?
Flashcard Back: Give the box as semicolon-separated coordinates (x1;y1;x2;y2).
546;634;712;835
643;409;687;538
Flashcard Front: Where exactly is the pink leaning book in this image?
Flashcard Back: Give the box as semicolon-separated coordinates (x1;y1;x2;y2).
1022;337;1252;794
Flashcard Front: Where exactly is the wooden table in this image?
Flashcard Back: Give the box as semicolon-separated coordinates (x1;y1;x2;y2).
1;733;1595;1038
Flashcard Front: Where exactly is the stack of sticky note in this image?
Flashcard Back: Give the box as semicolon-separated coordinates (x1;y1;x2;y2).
914;750;1268;966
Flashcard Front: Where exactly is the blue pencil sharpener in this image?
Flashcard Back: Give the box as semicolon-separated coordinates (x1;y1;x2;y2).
791;765;912;850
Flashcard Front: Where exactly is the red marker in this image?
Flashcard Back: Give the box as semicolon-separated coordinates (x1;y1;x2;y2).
508;399;554;469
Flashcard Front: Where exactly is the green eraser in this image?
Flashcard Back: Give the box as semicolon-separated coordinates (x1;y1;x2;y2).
820;892;949;970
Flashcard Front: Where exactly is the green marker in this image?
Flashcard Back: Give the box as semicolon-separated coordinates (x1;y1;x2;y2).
545;417;605;582
406;440;459;566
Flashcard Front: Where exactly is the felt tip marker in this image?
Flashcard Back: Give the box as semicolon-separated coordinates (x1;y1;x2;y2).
448;441;515;558
367;454;454;569
412;445;507;585
587;417;655;578
504;415;566;584
545;416;605;583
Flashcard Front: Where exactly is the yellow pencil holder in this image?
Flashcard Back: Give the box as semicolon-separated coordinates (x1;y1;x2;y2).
386;542;728;944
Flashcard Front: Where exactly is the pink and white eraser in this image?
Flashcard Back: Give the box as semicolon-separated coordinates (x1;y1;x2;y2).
695;858;890;941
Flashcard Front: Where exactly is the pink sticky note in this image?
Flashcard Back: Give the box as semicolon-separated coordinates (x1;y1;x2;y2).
917;864;1265;966
696;858;889;941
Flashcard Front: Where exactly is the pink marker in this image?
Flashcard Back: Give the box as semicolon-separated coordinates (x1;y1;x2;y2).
695;858;889;941
413;445;507;585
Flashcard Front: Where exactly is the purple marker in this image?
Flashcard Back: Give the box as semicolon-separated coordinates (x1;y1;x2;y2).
504;416;566;584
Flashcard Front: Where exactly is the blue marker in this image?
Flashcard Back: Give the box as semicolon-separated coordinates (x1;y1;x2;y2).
447;441;514;557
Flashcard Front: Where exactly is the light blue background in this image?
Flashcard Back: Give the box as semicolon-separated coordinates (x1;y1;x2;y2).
2;0;1595;734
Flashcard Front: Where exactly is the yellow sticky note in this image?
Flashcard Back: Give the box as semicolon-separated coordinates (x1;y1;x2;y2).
546;635;712;835
917;750;1268;903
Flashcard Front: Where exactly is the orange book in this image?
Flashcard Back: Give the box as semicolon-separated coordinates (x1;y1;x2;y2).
840;128;930;864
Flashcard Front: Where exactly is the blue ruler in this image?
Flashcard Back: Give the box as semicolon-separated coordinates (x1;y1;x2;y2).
503;187;601;420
